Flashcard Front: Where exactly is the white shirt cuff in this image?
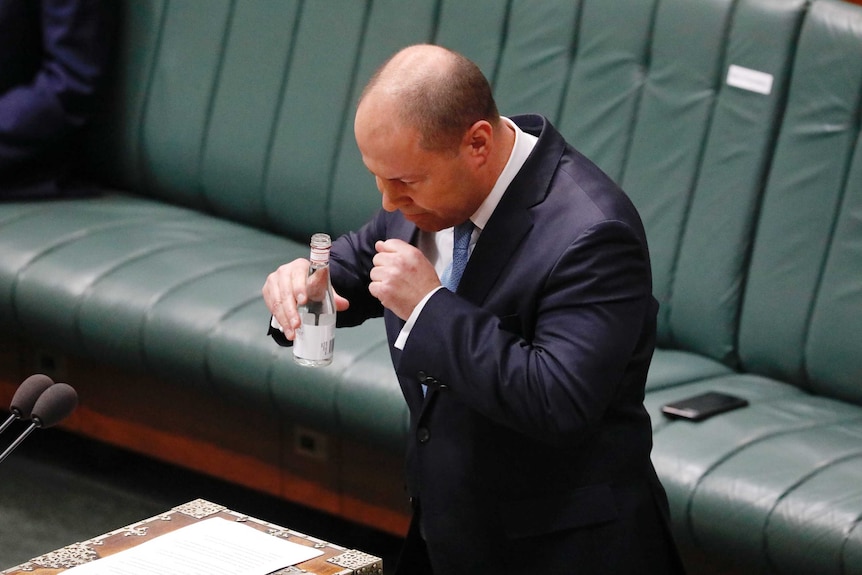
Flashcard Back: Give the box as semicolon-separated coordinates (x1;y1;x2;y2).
394;286;445;350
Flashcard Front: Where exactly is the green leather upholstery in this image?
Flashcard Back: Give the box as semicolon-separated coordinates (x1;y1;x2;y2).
808;134;862;404
667;0;807;364
2;0;862;571
739;0;862;388
648;1;862;569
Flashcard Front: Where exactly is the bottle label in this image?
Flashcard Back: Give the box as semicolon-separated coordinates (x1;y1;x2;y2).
309;246;329;264
294;313;336;361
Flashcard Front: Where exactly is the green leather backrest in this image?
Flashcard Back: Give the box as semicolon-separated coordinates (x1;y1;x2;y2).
90;0;442;239
556;0;657;181
667;0;806;364
613;0;738;346
807;126;862;404
554;0;805;361
806;133;862;404
491;0;583;118
739;0;862;394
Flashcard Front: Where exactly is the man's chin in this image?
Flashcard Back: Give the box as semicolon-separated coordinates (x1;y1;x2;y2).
404;213;444;232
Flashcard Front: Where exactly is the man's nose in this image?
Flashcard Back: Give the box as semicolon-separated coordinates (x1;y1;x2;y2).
378;178;407;212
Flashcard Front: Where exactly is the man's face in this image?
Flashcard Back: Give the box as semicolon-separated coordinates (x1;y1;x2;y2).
355;102;484;232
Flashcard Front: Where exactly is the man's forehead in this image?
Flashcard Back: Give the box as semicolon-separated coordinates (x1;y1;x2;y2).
361;147;426;180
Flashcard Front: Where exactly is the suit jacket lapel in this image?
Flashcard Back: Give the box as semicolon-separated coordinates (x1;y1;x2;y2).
458;197;532;305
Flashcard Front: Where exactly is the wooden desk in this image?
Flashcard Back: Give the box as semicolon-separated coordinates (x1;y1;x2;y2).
1;499;383;575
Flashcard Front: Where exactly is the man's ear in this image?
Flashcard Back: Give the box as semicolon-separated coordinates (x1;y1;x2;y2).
463;120;493;163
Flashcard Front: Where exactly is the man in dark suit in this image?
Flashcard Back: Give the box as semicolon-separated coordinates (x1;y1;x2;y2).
0;0;110;199
264;44;684;575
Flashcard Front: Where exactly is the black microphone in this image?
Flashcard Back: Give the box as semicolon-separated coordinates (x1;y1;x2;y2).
0;374;55;435
0;383;78;465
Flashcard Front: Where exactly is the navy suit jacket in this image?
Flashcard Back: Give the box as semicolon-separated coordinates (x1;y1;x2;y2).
0;0;110;197
321;115;682;574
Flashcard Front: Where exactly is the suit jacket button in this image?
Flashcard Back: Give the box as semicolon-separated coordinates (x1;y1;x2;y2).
418;372;440;386
417;427;430;444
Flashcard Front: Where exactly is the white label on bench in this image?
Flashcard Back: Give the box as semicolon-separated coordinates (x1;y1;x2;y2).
726;64;773;95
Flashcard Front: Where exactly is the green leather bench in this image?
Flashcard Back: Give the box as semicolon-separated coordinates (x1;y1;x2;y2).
2;0;862;572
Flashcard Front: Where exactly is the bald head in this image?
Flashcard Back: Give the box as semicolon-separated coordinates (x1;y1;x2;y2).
359;44;500;151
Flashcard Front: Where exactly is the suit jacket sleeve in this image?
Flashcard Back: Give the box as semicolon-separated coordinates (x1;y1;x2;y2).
397;217;655;448
0;0;110;174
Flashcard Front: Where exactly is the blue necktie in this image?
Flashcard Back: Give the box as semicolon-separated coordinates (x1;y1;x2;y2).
441;220;474;292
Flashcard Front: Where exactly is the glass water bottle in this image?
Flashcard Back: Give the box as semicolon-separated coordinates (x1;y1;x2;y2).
293;233;336;367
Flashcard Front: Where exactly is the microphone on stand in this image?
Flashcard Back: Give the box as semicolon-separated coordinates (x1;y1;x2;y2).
0;374;55;435
0;382;78;465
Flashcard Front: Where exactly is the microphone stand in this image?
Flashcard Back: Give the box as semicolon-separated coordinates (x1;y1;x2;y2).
0;421;39;465
0;413;17;436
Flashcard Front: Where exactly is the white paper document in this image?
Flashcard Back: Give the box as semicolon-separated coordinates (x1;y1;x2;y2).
64;517;324;575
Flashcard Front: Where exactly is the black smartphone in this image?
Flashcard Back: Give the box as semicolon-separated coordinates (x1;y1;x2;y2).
661;391;749;421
